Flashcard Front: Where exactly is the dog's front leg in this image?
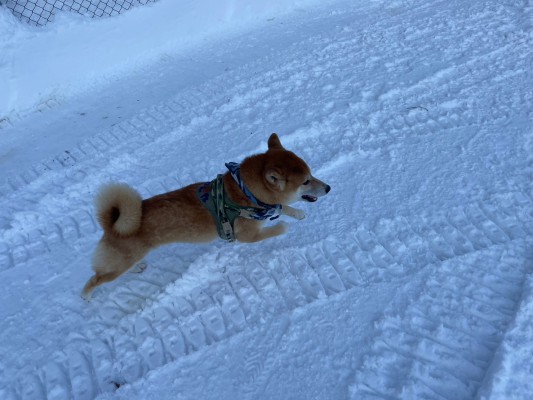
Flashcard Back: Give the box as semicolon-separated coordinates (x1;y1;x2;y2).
255;222;288;241
235;220;288;242
282;205;306;220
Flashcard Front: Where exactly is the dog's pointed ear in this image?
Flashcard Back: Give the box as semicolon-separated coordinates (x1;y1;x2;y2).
268;133;284;150
265;169;286;191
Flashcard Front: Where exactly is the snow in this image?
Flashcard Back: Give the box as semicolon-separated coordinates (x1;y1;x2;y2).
0;0;331;119
0;0;532;399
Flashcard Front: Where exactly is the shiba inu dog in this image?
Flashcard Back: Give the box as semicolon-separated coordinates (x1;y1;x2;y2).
82;133;330;299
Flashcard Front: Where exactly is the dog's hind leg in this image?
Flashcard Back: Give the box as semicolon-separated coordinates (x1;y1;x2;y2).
82;240;149;300
81;271;123;300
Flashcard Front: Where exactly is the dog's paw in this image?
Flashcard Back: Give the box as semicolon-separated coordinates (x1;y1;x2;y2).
291;209;306;220
283;205;306;220
81;290;92;302
130;261;148;274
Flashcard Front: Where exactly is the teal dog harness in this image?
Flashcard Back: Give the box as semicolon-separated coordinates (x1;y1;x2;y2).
197;163;283;242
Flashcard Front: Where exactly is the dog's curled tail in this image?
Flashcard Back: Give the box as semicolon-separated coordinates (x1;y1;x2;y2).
96;183;143;236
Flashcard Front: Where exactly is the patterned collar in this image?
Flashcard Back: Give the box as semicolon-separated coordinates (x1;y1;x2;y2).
225;162;282;220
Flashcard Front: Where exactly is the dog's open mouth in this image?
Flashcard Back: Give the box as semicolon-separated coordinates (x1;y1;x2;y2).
302;195;318;202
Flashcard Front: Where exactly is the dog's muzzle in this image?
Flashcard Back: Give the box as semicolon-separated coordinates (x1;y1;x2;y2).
301;184;331;202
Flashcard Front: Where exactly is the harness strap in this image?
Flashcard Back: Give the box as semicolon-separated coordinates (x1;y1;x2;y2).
197;166;283;242
213;174;235;241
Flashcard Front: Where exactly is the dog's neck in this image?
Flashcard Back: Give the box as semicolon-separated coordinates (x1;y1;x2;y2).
225;162;279;209
222;162;306;222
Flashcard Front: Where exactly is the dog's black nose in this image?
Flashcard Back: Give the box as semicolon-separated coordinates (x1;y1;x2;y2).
325;185;331;194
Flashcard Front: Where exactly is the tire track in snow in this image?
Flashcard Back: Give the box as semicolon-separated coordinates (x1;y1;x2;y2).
0;94;210;196
0;76;246;270
1;194;531;399
237;315;291;400
349;241;533;400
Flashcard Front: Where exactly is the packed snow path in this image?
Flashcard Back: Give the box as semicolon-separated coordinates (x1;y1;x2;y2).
0;0;532;399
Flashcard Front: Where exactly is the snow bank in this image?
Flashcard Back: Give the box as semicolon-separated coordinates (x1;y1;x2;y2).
0;0;325;119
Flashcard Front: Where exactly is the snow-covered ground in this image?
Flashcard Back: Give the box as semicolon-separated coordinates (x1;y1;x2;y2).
1;0;532;399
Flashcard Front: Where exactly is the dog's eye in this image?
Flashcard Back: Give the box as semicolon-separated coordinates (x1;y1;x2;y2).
303;180;310;185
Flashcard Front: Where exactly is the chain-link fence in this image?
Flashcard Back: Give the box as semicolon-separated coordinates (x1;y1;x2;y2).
1;0;158;26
